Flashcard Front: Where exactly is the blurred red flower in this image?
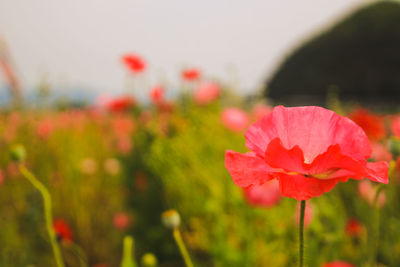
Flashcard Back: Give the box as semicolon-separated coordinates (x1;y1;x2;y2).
36;118;54;139
221;108;249;132
358;180;386;207
252;104;272;121
243;180;280;208
182;68;201;81
122;54;146;73
345;218;363;237
322;261;356;267
371;142;392;162
225;106;389;201
113;212;131;230
390;116;400;137
149;85;165;104
349;108;386;141
194;82;220;105
53;219;73;243
106;96;135;112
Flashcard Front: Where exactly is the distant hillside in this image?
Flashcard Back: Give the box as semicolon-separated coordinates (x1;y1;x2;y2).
266;1;400;105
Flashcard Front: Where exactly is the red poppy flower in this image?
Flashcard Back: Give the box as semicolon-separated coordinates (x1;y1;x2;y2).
345;218;363;237
243;180;280;208
182;68;201;81
194;82;220;105
348;108;386;141
122;54;146;73
113;212;131;230
149;85;165;104
322;261;356;267
221;108;249;132
106;96;135;112
225;106;389;201
53;219;73;243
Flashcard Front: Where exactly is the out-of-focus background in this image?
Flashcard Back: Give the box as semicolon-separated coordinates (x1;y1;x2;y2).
1;1;400;267
0;0;372;99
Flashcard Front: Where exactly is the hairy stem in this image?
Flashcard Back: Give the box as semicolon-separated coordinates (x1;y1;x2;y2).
173;228;194;267
299;200;306;267
19;164;65;267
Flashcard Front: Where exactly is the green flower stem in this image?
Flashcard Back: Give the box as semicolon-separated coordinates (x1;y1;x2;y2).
369;185;384;266
68;242;89;267
173;228;194;267
19;164;65;267
299;200;306;267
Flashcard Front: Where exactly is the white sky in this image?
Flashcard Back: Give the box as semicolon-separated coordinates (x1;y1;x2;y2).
0;0;372;98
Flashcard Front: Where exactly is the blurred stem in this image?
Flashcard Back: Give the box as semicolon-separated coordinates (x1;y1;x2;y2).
368;185;384;267
68;242;89;267
121;236;138;267
299;200;306;267
19;164;65;267
173;228;194;267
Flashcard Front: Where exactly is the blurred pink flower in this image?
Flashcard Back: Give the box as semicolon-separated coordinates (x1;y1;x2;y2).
358;180;386;207
113;212;131;230
182;68;201;81
104;158;121;176
371;142;392;162
149;85;165;104
252;104;272;121
221;108;249;132
390;116;400;137
122;53;146;73
322;261;356;267
194;82;220;105
80;158;98;175
112;116;135;138
116;137;132;155
295;201;313;227
243;179;281;208
36;118;54;139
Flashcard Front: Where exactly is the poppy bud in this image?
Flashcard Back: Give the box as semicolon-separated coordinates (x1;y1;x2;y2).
161;209;180;229
10;144;26;162
389;137;400;158
141;253;158;267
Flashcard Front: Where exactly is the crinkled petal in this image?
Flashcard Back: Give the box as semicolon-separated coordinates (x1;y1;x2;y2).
245;105;371;162
365;161;389;184
264;138;307;173
225;150;274;187
307;144;389;184
277;173;339;201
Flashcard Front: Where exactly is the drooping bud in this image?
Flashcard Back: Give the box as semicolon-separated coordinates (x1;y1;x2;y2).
10;144;26;162
161;209;180;229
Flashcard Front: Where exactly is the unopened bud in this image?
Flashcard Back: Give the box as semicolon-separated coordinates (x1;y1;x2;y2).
10;144;26;162
161;209;180;229
141;253;158;267
390;137;400;158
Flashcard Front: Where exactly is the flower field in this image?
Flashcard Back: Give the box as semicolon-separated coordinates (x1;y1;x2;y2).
1;56;400;267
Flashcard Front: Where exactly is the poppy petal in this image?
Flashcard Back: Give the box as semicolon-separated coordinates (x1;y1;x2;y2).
264;138;307;173
245;106;372;162
277;173;339;201
225;150;274;187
